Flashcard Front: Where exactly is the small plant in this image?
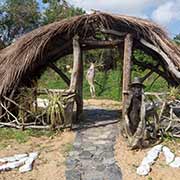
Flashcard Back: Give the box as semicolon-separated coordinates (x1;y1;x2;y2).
63;143;73;156
168;86;180;100
47;92;65;129
147;176;153;180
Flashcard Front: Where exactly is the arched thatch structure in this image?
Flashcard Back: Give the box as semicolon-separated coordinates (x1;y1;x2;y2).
0;12;180;99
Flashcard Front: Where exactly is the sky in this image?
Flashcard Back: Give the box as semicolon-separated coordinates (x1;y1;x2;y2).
67;0;180;38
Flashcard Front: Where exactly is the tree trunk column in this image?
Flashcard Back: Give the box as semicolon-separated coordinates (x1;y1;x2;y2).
122;34;133;118
70;35;83;121
76;45;83;119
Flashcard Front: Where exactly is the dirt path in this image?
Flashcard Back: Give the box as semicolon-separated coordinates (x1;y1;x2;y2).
66;107;122;180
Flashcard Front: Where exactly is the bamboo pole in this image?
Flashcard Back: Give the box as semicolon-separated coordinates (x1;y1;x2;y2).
122;34;133;118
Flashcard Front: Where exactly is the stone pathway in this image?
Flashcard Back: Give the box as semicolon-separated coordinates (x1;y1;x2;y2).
65;106;122;180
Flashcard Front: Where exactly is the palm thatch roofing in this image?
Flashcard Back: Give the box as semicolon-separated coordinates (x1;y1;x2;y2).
0;12;180;99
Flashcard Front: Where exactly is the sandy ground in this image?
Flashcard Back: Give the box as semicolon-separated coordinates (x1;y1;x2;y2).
0;131;75;180
115;135;180;180
1;99;179;180
0;99;118;180
84;99;122;110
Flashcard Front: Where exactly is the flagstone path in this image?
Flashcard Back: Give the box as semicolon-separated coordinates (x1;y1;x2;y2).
65;106;122;180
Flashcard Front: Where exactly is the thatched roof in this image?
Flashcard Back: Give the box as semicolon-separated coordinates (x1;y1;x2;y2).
0;12;180;98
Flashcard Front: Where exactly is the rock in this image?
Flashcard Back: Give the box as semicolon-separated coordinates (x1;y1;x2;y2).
96;164;106;172
104;164;122;180
83;170;104;180
162;146;175;164
79;151;93;159
140;145;162;167
93;140;110;145
66;169;81;180
0;152;38;172
137;164;151;176
66;159;79;169
103;158;116;165
0;157;28;171
149;144;163;153
69;151;80;157
19;152;38;173
0;153;28;163
169;157;180;168
83;146;97;152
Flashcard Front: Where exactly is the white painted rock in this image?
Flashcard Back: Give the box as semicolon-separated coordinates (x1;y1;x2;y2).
19;152;38;173
141;156;155;166
0;154;28;163
162;146;175;164
0;152;38;172
0;157;27;171
141;145;163;166
169;157;180;168
36;98;49;108
137;164;150;176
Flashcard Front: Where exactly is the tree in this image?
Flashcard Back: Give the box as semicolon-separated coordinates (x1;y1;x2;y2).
174;33;180;45
0;0;40;44
42;0;85;24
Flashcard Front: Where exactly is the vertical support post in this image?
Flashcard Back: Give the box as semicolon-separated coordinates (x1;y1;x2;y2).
76;51;83;118
122;34;133;118
70;35;83;121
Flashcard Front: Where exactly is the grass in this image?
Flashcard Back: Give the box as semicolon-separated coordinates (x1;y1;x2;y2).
62;143;73;157
0;128;55;145
38;68;169;101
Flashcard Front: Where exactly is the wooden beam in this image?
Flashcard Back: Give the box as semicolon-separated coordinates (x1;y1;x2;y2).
48;62;70;86
140;38;180;79
100;28;127;37
122;34;133;118
81;39;123;48
132;58;170;82
141;69;154;83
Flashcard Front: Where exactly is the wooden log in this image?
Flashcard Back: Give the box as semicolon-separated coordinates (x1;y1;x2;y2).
141;70;154;82
81;39;123;48
70;35;83;121
76;52;83;120
140;38;180;79
122;34;133;118
70;35;81;91
37;88;66;95
48;62;70;86
100;28;127;37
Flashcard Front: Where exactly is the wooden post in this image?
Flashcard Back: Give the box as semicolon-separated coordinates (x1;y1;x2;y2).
70;35;83;121
122;34;133;118
76;51;83;119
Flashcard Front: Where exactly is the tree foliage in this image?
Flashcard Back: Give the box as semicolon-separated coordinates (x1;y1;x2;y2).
0;0;85;44
42;0;85;24
174;33;180;45
133;49;157;71
0;0;40;44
